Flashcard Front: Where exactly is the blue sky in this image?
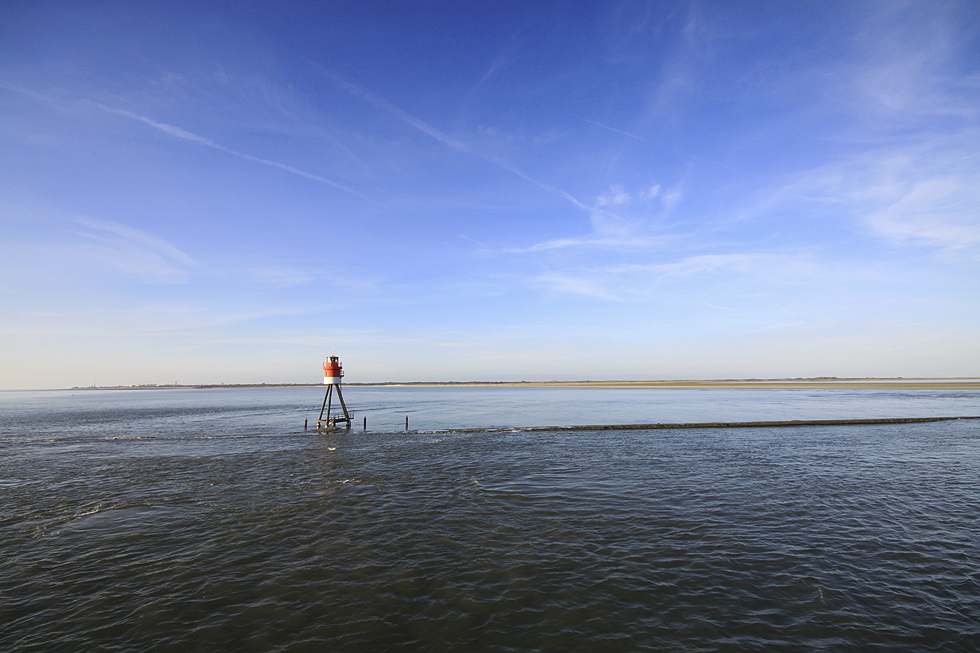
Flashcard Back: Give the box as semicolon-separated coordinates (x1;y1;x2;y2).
2;0;978;388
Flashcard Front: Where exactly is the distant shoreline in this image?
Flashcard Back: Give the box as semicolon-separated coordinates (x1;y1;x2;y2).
69;378;980;391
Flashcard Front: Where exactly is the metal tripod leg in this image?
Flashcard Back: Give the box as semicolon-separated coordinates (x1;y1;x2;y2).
318;385;333;425
336;385;351;426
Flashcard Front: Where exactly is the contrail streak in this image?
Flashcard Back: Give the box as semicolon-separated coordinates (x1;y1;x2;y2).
576;114;737;171
886;329;959;352
577;116;645;140
317;67;590;211
89;103;371;201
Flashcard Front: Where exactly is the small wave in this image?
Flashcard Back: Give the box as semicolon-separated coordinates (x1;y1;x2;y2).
314;481;377;497
0;478;39;488
32;502;107;538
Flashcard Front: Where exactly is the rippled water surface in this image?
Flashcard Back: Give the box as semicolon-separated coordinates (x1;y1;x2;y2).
2;387;979;651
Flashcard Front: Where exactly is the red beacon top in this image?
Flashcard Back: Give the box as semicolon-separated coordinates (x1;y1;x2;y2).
322;356;344;385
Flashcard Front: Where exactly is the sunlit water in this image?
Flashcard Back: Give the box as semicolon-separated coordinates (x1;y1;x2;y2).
2;386;978;651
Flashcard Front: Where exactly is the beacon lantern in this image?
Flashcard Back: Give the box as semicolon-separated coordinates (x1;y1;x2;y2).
323;355;344;385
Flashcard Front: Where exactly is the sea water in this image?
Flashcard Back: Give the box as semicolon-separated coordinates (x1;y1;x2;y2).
1;386;978;651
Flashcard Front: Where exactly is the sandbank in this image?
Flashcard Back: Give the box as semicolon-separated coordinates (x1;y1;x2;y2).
370;379;980;390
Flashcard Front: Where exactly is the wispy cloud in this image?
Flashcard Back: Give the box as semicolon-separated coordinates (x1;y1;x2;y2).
512;233;670;252
525;251;828;303
610;253;821;283
697;301;742;313
88;102;372;201
473;25;529;88
754;3;980;254
511;182;682;252
848;3;980;123
869;179;980;250
316;67;591;211
246;266;317;288
885;329;960;353
71;218;198;283
532;272;621;300
754;134;980;254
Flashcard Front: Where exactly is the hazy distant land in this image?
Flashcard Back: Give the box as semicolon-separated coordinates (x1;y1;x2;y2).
74;378;980;391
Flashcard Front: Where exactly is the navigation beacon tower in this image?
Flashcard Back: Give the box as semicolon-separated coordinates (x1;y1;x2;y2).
317;355;351;429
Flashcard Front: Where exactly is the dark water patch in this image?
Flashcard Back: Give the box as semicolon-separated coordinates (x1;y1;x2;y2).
2;393;980;651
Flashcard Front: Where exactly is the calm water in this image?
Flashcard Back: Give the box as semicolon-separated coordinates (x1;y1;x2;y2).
2;387;979;651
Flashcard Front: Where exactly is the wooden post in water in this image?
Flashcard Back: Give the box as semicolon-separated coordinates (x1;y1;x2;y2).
405;415;409;431
363;416;367;431
304;418;307;431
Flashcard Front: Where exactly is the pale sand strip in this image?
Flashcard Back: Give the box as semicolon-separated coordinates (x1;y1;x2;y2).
371;379;980;390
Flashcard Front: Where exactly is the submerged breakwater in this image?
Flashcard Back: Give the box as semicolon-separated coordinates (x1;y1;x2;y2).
2;386;979;651
404;415;980;435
